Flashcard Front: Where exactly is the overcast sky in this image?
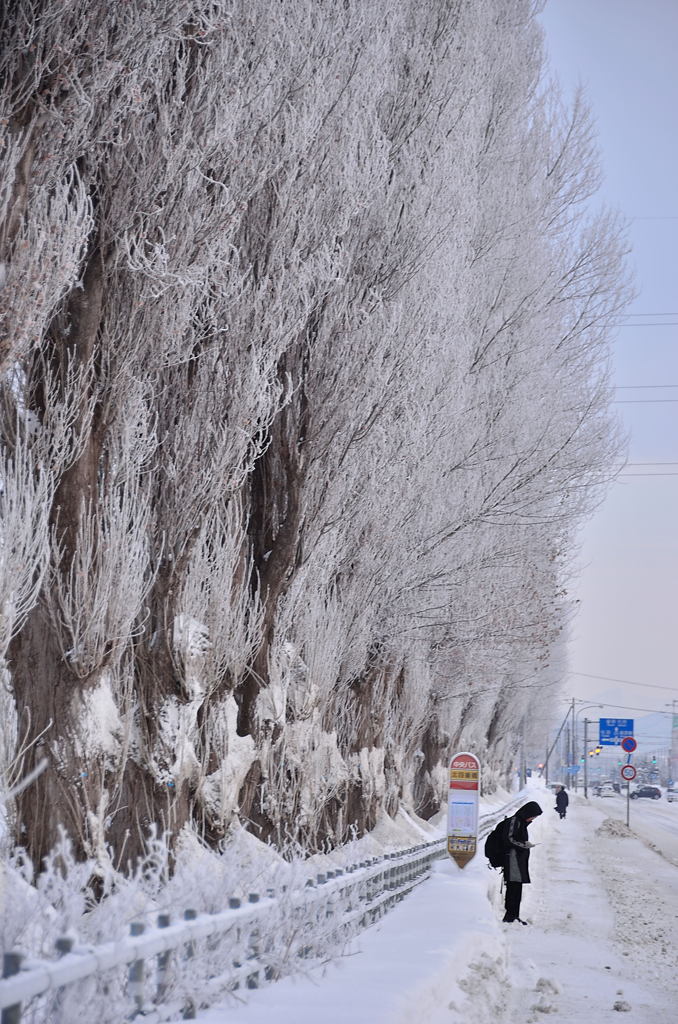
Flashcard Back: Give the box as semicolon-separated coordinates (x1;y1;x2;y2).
539;0;678;738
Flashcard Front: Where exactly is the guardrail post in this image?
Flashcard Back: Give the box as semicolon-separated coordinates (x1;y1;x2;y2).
183;909;197;957
156;913;171;1003
128;922;145;1018
55;937;74;957
2;952;23;1024
182;909;197;1020
246;930;260;988
50;938;75;1023
245;894;261;990
225;898;243;989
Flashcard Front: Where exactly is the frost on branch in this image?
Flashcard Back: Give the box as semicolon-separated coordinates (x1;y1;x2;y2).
0;0;630;866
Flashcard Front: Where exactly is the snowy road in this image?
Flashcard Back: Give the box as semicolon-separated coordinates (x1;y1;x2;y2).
583;791;678;862
188;787;678;1024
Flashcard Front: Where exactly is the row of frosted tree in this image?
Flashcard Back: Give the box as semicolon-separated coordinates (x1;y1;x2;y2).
0;0;628;871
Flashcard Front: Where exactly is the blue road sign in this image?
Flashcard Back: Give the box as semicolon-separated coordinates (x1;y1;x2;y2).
566;765;581;773
599;718;634;745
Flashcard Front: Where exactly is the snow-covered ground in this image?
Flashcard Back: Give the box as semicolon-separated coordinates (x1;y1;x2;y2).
582;789;678;866
189;783;678;1024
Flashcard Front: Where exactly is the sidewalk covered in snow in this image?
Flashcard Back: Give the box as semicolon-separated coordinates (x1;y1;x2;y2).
190;785;677;1024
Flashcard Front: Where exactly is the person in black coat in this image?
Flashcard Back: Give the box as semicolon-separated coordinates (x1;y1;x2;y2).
502;800;542;924
555;785;569;819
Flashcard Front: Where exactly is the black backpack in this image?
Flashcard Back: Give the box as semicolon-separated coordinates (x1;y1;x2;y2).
484;816;509;868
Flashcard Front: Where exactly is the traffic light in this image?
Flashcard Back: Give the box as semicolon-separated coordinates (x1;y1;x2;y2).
652;755;657;764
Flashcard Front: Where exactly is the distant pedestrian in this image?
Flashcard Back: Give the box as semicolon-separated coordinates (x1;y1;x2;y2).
555;785;568;819
502;800;542;924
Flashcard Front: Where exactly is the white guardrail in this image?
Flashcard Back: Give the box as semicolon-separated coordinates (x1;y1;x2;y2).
0;800;521;1022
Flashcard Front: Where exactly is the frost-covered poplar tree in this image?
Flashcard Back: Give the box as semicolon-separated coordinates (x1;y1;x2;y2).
0;0;629;869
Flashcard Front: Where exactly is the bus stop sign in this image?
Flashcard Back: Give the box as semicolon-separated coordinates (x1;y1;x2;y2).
447;752;480;869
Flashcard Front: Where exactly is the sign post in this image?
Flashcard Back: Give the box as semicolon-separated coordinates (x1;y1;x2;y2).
620;736;637;827
447;751;480;868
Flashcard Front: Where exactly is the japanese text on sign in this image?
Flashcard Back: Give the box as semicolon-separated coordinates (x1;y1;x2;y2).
599;718;634;745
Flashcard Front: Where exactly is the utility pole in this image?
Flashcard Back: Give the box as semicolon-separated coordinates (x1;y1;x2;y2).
522;716;528;786
574;704;603;797
545;705;574;785
571;697;576;770
668;699;678;786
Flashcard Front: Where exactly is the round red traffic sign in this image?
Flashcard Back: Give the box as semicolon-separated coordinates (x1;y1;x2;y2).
621;764;636;781
620;736;637;753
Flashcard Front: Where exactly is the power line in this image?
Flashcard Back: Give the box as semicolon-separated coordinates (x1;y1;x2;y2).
615;385;678;390
618;472;678;477
569;671;678;694
615;322;678;327
562;697;674;714
571;699;674;716
623;735;673;740
613;398;678;403
595;701;673;715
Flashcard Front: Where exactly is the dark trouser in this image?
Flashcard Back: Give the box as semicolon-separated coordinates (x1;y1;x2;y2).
504;881;522;920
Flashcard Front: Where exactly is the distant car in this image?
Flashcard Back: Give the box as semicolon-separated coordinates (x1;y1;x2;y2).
667;788;678;803
593;782;616;797
629;785;661;800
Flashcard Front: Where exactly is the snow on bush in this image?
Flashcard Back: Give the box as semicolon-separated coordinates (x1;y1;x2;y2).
0;803;437;1022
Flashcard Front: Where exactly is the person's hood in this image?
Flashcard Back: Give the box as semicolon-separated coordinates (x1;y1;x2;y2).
516;800;542;820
